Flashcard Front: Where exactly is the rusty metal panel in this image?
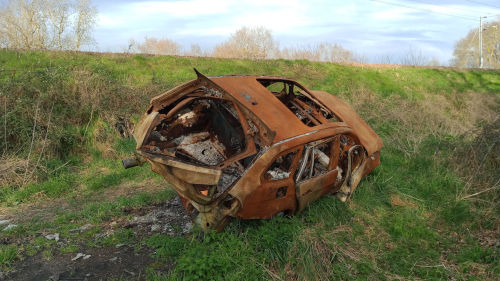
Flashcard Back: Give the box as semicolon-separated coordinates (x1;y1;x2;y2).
310;90;383;155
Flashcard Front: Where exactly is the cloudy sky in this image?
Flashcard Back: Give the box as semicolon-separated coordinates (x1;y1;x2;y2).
94;0;500;64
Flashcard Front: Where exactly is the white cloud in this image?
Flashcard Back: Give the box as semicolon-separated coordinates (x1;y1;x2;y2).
370;7;416;21
94;0;491;62
97;14;127;28
128;0;231;18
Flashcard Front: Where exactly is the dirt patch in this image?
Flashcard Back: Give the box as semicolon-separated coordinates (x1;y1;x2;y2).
120;197;193;237
2;197;191;281
99;178;166;201
4;245;167;281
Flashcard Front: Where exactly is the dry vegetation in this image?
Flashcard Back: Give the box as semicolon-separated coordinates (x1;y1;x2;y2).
452;18;500;68
0;0;97;50
0;50;498;280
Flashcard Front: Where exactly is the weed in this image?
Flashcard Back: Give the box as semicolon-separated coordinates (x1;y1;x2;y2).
145;234;187;260
0;245;18;270
59;244;81;254
101;229;136;246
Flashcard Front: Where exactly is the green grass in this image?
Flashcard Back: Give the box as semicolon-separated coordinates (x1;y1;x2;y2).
0;49;498;280
138;134;498;280
0;245;19;270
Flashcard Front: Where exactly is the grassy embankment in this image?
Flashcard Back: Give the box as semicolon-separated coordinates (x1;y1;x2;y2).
0;49;499;280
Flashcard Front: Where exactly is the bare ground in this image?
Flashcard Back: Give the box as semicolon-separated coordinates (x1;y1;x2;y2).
1;180;192;281
7;245;161;281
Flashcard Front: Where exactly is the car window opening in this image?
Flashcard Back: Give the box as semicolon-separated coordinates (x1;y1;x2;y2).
145;96;246;167
143;88;265;201
257;79;339;126
264;150;298;181
296;139;333;182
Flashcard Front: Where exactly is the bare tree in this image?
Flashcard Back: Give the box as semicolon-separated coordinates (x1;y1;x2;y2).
278;42;354;63
46;0;71;49
400;46;430;66
185;43;203;57
279;45;320;61
213;26;278;60
136;37;182;55
0;0;97;50
124;38;138;53
73;0;97;50
0;0;47;49
374;55;395;65
353;52;369;63
452;18;500;69
427;57;441;67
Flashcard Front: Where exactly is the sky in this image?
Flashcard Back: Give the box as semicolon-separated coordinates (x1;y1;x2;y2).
92;0;500;63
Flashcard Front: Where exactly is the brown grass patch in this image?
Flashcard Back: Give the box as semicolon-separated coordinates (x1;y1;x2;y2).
345;87;498;157
0;157;27;186
283;223;391;281
390;194;418;208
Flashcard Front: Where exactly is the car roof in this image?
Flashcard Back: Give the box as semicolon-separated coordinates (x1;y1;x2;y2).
207;75;325;142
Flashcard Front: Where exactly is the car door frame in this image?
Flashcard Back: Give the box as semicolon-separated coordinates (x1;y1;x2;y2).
295;135;341;212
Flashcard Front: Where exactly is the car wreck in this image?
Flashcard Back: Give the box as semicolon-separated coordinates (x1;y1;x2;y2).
123;69;382;231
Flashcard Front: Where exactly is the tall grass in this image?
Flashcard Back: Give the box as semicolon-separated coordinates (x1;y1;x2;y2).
0;49;498;280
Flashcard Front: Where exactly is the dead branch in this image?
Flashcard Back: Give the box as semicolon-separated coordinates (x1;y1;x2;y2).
23;102;39;185
460;179;500;200
2;93;6;158
26;102;54;183
461;138;499;198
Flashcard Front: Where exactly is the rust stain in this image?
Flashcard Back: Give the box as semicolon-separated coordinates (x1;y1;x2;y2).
123;69;383;231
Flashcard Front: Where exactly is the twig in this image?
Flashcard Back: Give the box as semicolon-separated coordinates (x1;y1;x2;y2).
381;175;393;185
23;103;39;185
258;262;283;281
2;93;6;158
48;160;70;175
414;264;446;268
26;102;54;183
83;105;94;138
398;192;424;202
460;180;500;200
463;139;498;192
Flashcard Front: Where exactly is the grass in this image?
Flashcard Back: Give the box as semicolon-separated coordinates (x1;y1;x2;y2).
0;245;19;270
0;49;498;280
141;135;498;280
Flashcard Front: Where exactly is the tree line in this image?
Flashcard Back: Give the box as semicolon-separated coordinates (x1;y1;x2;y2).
1;0;498;68
127;27;357;64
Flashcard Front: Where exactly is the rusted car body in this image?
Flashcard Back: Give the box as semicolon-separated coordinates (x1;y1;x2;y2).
127;69;382;231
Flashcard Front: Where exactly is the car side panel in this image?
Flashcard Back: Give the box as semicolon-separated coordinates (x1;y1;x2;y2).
310;90;383;156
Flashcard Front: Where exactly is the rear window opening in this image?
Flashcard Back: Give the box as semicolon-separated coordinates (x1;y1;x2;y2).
257;79;338;126
141;85;265;201
144;96;246;167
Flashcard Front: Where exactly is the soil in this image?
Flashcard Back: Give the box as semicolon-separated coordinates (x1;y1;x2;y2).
6;245;164;281
1;196;192;281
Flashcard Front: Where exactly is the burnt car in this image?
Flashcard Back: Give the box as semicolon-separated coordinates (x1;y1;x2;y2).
124;69;382;231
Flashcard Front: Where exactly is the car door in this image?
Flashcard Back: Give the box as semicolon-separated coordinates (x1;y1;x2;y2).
236;147;302;219
295;136;341;212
